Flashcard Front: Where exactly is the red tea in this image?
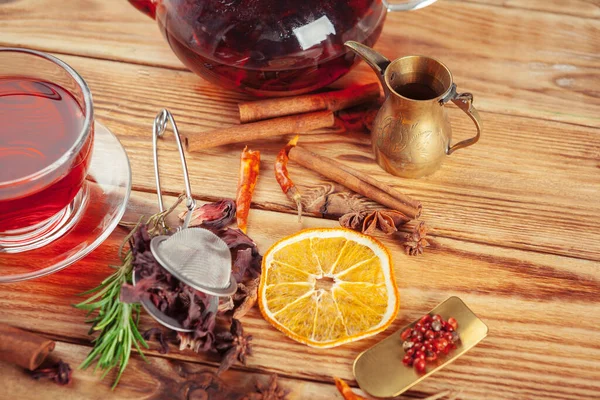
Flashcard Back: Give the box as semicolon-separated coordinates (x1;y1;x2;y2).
154;0;386;96
0;77;93;232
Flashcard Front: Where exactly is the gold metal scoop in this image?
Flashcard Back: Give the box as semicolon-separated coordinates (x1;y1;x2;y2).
353;296;488;398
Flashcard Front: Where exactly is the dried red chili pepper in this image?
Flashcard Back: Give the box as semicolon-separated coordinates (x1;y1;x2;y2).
236;146;260;233
275;135;302;221
334;377;367;400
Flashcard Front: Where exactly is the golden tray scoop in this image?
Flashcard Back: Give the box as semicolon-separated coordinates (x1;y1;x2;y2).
353;296;489;398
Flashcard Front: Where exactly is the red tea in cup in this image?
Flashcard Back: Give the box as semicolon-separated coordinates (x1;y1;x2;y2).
0;48;94;252
0;78;93;231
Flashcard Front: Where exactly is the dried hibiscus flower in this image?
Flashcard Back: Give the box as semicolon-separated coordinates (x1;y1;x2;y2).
177;311;217;353
120;224;216;340
218;227;258;251
218;228;262;279
215;319;253;376
178;199;236;229
232;247;255;282
118;202;264;377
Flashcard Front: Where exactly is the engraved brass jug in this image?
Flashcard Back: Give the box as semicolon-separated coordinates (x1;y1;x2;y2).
345;41;482;178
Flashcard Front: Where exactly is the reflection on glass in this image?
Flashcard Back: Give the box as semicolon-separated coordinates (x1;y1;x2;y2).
293;15;337;50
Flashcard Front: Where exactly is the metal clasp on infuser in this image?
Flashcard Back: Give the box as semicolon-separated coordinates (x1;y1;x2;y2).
152;109;196;230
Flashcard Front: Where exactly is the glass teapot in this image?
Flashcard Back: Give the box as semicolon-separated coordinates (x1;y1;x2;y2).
129;0;437;96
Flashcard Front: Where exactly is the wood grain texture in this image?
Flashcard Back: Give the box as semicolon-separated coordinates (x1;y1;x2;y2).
1;1;599;399
2;341;347;400
0;0;598;126
1;193;599;399
22;52;599;261
454;0;600;19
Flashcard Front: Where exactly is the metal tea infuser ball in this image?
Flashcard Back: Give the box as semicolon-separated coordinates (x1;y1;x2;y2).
133;109;237;332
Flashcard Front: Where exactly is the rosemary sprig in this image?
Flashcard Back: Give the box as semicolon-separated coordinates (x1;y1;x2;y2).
74;197;183;388
74;250;146;388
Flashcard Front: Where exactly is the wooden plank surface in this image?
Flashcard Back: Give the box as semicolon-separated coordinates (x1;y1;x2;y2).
1;0;598;126
1;0;599;399
39;53;600;261
1;193;600;399
4;341;346;400
455;0;600;19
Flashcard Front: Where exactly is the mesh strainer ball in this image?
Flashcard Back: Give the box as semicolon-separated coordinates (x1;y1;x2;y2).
150;228;237;296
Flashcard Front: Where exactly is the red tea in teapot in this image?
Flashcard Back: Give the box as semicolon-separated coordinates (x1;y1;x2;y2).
134;0;387;96
0;77;93;231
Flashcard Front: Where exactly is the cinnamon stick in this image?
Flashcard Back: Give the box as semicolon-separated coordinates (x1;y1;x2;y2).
309;150;421;214
288;146;421;219
0;323;55;370
238;83;381;123
185;111;335;152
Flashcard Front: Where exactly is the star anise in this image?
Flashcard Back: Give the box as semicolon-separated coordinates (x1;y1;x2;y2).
243;374;289;400
233;277;259;319
339;211;367;231
215;319;253;375
30;360;72;385
340;209;410;235
362;210;410;235
403;222;430;256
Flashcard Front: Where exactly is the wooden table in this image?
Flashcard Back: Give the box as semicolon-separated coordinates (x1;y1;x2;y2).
1;1;599;398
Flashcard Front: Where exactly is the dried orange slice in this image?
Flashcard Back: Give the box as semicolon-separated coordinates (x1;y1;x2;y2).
258;228;399;348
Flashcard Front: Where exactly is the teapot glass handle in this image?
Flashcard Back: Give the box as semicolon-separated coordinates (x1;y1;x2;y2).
446;91;483;155
382;0;439;12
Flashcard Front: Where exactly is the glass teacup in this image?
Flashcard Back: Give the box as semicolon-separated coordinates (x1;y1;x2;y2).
0;48;94;253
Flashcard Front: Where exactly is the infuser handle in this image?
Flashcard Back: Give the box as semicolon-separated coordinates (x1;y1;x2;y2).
152;109;197;229
382;0;438;12
446;91;482;155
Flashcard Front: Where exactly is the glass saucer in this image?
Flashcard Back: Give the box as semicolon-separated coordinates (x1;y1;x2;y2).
0;122;131;283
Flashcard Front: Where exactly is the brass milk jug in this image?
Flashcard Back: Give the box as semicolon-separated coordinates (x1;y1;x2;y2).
345;41;482;178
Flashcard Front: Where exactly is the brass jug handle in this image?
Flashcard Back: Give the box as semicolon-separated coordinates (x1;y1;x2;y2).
445;89;482;155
